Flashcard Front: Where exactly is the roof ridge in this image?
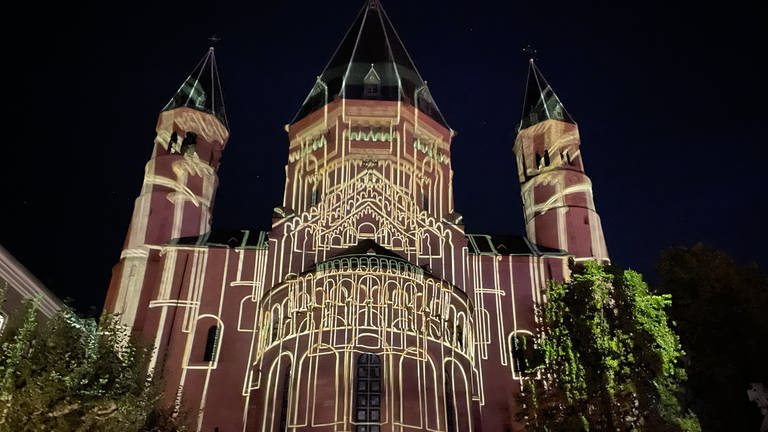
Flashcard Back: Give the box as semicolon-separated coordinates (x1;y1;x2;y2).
162;47;228;129
291;1;449;128
518;59;574;131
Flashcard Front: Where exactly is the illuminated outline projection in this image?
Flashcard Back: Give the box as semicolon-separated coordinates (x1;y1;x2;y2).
103;1;611;431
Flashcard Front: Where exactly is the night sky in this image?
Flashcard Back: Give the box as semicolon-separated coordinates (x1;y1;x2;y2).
4;0;766;315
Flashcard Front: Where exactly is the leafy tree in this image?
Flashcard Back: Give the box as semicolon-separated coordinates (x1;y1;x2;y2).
0;296;188;432
518;260;699;431
656;243;768;431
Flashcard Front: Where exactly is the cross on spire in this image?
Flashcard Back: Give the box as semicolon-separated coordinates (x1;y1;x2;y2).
522;44;538;61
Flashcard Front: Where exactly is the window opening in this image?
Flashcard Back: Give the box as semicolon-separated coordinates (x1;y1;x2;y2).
180;131;197;154
279;368;291;431
355;353;381;432
203;325;218;361
456;322;464;350
271;313;280;341
445;369;455;432
511;334;542;374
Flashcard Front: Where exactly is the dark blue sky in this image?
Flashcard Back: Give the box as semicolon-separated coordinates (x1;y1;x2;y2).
4;0;766;314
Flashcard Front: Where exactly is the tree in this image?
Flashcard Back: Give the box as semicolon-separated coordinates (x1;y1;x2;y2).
0;296;188;432
656;243;768;431
518;260;699;431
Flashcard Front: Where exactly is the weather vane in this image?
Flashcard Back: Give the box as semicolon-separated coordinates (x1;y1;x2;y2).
208;34;221;46
522;44;538;61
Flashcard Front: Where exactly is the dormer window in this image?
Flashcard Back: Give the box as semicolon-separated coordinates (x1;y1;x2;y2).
363;64;381;98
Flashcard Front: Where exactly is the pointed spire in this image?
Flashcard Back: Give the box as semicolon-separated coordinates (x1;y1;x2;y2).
292;0;448;128
518;59;574;131
163;47;228;129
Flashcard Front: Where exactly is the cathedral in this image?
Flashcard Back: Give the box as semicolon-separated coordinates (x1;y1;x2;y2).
104;1;609;431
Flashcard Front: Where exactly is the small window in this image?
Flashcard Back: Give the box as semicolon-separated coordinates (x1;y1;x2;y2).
203;325;218;362
456;323;464;350
271;314;280;341
511;334;542;374
363;64;381;99
310;183;322;206
180;131;197;154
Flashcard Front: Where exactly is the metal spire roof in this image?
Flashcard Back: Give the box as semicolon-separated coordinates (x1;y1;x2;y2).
518;59;574;131
162;47;228;129
291;0;448;128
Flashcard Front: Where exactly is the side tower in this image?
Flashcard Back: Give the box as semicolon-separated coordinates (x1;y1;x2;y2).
513;59;609;262
104;48;229;329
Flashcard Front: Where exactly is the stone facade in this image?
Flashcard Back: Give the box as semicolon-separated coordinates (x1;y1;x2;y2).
104;3;609;431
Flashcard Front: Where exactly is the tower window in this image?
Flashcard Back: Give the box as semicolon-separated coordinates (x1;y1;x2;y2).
543;149;551;166
456;323;464;350
168;131;179;154
310;184;322;206
203;325;218;362
355;353;381;431
180;131;197;154
271;313;280;342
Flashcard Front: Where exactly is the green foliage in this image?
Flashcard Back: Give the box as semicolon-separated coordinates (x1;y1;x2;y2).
519;260;700;431
0;300;188;432
657;244;768;431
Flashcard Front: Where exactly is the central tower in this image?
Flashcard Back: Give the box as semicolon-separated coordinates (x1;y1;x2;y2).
253;1;476;431
276;0;463;284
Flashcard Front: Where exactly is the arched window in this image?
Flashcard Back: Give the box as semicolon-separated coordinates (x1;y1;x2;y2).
203;325;218;362
279;368;291;431
456;322;464;351
511;333;541;374
271;313;280;342
355;353;381;431
445;369;455;432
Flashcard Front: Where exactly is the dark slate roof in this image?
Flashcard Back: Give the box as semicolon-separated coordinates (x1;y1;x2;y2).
328;238;406;260
172;229;268;249
162;47;228;129
309;239;444;281
291;0;448;128
466;234;568;256
518;59;574;131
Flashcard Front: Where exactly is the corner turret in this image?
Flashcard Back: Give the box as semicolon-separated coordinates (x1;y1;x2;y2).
513;59;609;262
104;47;230;329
